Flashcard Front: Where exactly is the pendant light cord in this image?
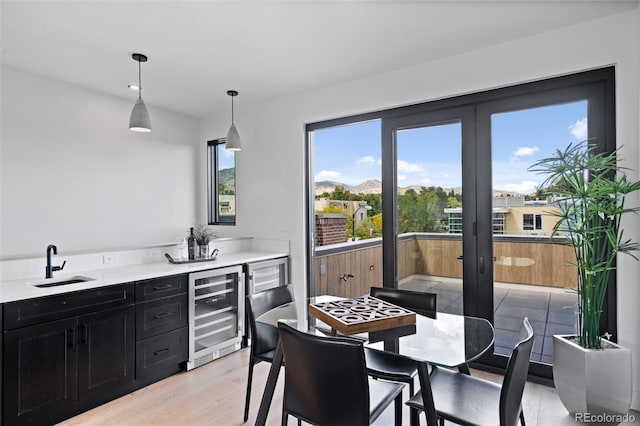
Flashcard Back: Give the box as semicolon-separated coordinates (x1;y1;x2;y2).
138;59;142;99
231;95;235;124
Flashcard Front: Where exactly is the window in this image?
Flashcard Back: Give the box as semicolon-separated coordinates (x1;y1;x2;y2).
208;139;236;225
523;213;542;231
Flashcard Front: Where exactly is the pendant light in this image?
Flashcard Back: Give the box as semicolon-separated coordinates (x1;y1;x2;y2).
225;90;242;151
129;53;151;132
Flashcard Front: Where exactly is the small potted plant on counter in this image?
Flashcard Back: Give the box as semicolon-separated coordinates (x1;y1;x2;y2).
193;225;215;258
529;141;640;420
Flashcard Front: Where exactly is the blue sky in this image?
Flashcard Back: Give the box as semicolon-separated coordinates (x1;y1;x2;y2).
313;100;588;194
219;144;236;170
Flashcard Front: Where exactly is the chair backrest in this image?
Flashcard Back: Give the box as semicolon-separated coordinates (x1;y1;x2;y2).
499;318;534;426
278;321;371;426
370;287;437;317
246;285;294;356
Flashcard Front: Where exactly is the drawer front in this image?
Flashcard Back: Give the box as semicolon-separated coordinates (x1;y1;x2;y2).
136;294;188;339
136;274;187;302
136;327;188;379
3;283;134;330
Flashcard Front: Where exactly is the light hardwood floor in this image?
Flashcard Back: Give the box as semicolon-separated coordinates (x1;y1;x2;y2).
60;347;639;426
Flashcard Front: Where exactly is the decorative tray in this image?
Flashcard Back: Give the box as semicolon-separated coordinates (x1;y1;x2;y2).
164;252;218;264
309;295;416;335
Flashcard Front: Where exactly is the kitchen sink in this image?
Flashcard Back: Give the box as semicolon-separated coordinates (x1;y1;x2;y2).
29;275;96;288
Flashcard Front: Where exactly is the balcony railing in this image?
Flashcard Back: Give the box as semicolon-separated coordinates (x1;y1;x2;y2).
313;232;577;298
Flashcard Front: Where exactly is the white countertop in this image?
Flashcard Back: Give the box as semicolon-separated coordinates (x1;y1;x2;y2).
0;250;287;304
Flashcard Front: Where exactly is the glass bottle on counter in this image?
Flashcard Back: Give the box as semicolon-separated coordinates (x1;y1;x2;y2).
188;227;196;260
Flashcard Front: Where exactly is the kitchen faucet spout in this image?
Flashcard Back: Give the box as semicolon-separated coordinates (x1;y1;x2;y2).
45;244;65;278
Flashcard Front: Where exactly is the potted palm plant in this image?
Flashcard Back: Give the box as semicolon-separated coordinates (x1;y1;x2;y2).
529;141;640;419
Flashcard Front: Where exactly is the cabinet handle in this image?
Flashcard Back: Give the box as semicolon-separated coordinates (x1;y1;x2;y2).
153;284;173;291
67;328;75;348
153;312;172;319
154;348;170;356
79;324;88;344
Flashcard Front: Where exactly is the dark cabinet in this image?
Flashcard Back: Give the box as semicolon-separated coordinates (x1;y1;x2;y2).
134;275;188;386
77;307;135;407
3;317;78;426
0;273;192;425
2;284;135;426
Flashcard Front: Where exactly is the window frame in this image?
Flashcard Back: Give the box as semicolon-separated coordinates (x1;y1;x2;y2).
207;139;236;226
305;67;616;384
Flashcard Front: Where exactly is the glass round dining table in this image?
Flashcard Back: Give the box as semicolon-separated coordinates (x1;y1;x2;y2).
253;295;495;426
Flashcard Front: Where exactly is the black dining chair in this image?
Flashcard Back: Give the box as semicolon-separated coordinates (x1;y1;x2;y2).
366;287;437;425
406;317;534;426
243;285;294;422
278;321;405;426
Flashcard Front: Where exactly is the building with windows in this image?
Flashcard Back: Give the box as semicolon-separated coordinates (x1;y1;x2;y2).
445;197;560;236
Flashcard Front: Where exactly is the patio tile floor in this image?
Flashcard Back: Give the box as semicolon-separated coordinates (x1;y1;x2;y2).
400;275;578;363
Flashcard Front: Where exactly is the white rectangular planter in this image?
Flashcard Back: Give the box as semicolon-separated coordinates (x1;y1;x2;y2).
553;335;632;417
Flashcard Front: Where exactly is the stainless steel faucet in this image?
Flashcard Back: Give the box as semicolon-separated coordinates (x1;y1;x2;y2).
45;244;66;278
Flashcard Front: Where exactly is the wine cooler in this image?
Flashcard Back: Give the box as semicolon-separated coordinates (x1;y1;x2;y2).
187;265;244;370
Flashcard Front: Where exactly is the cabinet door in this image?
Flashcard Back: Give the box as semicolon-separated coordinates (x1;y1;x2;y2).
77;306;135;407
3;317;78;426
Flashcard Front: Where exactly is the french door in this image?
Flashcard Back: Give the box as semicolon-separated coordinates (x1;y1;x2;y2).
382;106;474;319
307;67;616;380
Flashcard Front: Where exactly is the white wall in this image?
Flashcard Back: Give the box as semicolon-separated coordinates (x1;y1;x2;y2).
1;66;200;257
200;9;640;408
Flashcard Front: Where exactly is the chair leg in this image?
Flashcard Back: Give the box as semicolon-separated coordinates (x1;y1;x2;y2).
244;359;256;422
281;410;287;426
394;392;403;426
520;410;526;425
409;380;420;426
438;417;445;426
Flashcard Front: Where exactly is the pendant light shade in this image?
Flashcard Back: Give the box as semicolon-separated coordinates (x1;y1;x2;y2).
129;53;151;132
225;90;242;151
130;98;151;132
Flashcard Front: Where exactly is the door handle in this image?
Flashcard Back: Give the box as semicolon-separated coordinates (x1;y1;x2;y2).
479;256;485;274
79;324;88;345
457;255;463;260
67;328;75;348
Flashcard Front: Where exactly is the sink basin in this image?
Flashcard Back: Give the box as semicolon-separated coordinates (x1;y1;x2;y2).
29;275;96;288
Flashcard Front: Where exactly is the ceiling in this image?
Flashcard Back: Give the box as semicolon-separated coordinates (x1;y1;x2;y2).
2;1;637;119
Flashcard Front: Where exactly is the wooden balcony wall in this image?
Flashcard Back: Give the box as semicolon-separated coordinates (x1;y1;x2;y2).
314;243;383;298
314;234;577;297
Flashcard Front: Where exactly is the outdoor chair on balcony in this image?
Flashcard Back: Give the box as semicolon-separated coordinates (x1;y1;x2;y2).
365;287;437;425
278;321;405;426
406;318;534;426
243;285;294;422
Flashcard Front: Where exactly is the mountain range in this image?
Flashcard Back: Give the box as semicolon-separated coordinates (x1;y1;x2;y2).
315;179;519;197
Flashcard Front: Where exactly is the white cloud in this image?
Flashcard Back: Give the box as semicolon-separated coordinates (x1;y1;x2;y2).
569;118;588;141
356;156;376;166
315;170;342;180
398;174;408;182
503;180;540;194
512;146;539;158
397;160;424;173
420;177;432;184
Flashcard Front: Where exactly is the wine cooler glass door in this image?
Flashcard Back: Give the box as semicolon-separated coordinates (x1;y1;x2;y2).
188;265;244;368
